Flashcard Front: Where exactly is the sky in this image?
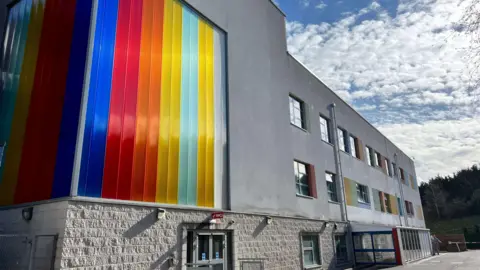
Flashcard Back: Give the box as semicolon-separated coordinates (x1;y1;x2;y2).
273;0;480;183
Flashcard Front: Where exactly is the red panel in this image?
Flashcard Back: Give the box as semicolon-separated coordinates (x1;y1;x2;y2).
308;164;317;198
15;0;77;203
102;0;131;199
392;228;403;265
143;0;164;202
116;0;143;200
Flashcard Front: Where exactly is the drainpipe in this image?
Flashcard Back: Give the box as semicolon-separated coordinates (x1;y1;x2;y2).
329;103;348;222
395;153;408;227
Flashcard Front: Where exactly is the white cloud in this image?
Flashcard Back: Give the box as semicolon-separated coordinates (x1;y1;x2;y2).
379;118;480;183
285;0;480;179
300;0;311;8
286;0;476;120
316;1;327;10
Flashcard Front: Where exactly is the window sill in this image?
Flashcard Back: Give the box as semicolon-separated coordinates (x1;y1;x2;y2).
328;200;340;205
291;123;308;133
357;201;371;207
304;264;322;270
296;194;315;200
321;140;334;147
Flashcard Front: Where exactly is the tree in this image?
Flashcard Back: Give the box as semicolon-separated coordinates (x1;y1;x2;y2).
424;181;446;219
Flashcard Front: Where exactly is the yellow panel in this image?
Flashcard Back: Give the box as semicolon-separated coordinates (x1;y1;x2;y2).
196;20;206;206
0;0;45;205
344;177;353;206
417;205;424;220
165;0;182;204
204;25;214;207
390;194;398;215
156;0;173;203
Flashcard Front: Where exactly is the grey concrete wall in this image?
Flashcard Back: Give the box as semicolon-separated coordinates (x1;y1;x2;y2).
185;0;424;226
0;201;68;270
60;200;351;270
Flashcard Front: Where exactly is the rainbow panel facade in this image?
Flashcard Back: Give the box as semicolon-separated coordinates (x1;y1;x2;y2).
77;0;227;208
0;0;92;205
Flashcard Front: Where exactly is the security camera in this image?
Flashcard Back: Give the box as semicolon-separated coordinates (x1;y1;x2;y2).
156;208;166;220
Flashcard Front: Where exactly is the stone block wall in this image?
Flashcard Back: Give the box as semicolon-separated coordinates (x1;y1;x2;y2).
59;200;351;270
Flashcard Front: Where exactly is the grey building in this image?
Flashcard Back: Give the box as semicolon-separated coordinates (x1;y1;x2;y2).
0;0;428;269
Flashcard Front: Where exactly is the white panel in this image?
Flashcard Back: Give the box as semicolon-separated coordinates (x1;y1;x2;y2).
214;29;227;209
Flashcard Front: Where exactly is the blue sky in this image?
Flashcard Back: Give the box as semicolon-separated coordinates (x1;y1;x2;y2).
274;0;480;182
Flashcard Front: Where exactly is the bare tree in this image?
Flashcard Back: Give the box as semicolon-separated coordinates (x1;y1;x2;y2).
460;0;480;102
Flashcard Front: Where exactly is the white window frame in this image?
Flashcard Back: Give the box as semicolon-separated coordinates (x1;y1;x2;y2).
319;115;331;143
294;160;310;196
374;152;380;167
385;158;392;176
356;183;370;204
325;172;338;202
337;128;348;152
349;135;357;158
301;234;322;268
290;96;305;129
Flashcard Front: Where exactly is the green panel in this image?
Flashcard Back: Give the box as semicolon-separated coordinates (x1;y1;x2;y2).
372;189;382;212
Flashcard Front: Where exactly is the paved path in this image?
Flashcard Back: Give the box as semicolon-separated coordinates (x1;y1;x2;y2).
392;250;480;269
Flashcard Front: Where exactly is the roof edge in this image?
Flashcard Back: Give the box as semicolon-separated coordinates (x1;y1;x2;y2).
268;0;286;17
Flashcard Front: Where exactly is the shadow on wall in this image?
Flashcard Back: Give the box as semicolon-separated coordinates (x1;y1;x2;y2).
121;209;213;270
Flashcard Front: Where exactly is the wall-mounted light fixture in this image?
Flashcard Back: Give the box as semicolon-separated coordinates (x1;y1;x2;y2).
228;220;235;225
266;216;273;225
22;207;33;222
156;208;166;220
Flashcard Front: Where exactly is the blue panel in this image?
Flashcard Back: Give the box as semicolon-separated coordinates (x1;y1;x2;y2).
78;0;118;197
51;0;93;198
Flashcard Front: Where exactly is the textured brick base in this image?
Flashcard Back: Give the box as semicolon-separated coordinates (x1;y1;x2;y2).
60;200;352;269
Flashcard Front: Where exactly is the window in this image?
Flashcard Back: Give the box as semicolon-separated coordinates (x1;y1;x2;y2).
326;172;338;202
319;116;331;143
337;128;348;152
335;234;348;263
356;183;370;204
385;158;392;176
349;135;359;158
302;235;321;267
365;146;375;167
392;162;397;176
405;201;414;216
400;168;406;183
294;161;310;196
374;152;381;167
186;231;230;267
290;96;305;129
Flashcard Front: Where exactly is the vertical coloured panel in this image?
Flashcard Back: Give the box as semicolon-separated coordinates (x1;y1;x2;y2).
16;0;78;203
75;0;226;208
143;0;164;202
156;0;173;203
0;0;45;205
166;0;182;204
131;0;153;201
51;0;93;198
390;194;398;215
373;189;382;212
79;0;119;197
0;0;93;205
344;177;357;206
116;0;143;200
102;0;133;199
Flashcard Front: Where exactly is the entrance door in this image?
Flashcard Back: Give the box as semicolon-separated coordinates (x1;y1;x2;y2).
192;232;226;269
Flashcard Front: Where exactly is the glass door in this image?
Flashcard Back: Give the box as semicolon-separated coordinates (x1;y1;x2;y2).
193;232;226;269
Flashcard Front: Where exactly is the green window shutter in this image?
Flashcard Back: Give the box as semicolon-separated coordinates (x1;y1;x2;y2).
397;197;403;216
